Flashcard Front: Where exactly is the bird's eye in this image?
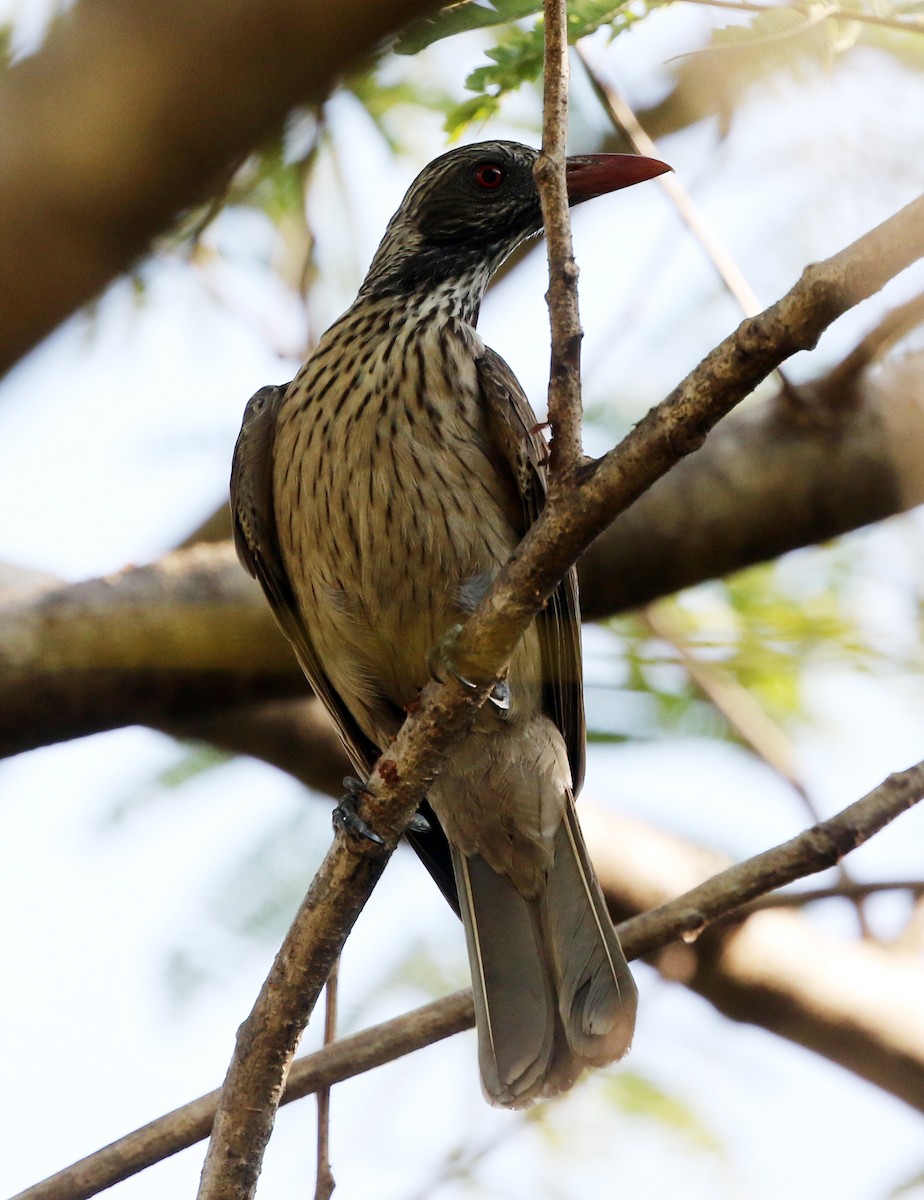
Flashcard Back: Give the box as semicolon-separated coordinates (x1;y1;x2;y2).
473;162;505;190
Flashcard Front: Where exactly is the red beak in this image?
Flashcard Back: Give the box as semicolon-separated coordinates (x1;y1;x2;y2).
564;154;670;206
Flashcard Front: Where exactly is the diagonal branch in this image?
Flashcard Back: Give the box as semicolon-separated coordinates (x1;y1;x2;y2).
12;993;476;1200
459;190;924;686
618;761;924;955
16;761;924;1200
816;290;924;404
641;603;874;935
576;44;763;319
0;0;442;379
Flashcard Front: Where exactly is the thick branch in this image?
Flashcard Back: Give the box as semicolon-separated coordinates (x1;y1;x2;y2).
0;544;303;757
196;673;490;1198
0;0;439;378
3;351;924;757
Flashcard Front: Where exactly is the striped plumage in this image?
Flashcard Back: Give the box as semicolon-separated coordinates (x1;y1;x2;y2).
231;140;668;1105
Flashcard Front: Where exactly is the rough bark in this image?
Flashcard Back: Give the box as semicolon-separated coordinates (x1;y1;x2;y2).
0;544;303;758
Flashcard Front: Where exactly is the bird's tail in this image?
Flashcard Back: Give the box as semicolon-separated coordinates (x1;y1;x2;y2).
451;798;637;1108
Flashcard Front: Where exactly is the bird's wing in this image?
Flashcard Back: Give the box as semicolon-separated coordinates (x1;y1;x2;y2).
231;383;459;911
230;382;380;778
475;349;586;796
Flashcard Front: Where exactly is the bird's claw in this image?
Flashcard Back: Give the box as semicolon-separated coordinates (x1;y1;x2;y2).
427;624;508;715
427;626;510;714
427;624;478;690
333;776;384;845
408;811;431;834
488;678;510;712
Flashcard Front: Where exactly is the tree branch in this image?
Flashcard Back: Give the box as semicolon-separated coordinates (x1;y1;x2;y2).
4;345;924;758
15;763;924;1200
742;879;924;909
453;191;924;691
576;44;763;318
0;544;303;758
585;806;924;1110
617;761;924;956
535;0;585;476
195;672;494;1196
815;291;924;404
578;351;924;615
202;314;924;1189
11;992;476;1200
0;0;440;378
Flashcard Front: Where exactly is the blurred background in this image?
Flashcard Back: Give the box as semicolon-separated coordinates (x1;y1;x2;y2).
2;0;924;1196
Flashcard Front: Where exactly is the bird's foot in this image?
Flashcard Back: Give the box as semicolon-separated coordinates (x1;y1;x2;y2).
427;624;478;690
333;777;430;840
487;677;510;712
427;626;510;714
333;776;384;845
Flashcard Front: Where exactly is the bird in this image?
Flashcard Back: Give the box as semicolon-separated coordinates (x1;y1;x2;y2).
231;140;669;1107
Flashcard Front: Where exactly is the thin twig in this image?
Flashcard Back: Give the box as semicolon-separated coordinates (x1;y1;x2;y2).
14;760;924;1200
642;606;802;791
576;46;762;318
641;604;874;936
11;992;475;1200
313;957;338;1200
576;46;803;405
536;0;585;478
621;759;924;955
742;879;924;911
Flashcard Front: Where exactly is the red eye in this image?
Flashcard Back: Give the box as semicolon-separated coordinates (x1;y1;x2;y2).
473;162;505;190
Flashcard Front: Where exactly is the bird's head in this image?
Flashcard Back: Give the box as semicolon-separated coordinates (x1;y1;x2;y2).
359;140;669;316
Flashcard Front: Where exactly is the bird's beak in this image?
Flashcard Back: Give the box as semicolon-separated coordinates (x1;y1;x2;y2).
564;154;671;205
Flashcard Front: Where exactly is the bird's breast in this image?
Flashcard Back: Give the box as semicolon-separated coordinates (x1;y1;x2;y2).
273;313;531;737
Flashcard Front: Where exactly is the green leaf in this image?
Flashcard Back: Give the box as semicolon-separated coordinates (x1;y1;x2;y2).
441;0;665;134
444;93;504;138
395;0;543;55
463;24;547;94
